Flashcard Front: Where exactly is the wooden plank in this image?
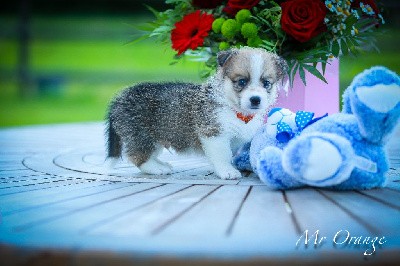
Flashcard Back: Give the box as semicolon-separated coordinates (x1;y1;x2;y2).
286;189;371;237
0;180;92;197
0;169;37;178
0;175;78;190
0;175;75;189
54;150;140;176
0;180;111;206
0;164;27;171
23;184;191;235
88;184;219;237
158;185;249;237
1;181;130;215
236;173;264;186
357;188;400;209
23;152;102;179
321;190;400;237
229;186;298;244
2;183;161;232
0;174;43;183
0;176;90;195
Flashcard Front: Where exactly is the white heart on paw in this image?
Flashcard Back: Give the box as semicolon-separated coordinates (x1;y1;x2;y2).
356;83;400;113
304;138;342;181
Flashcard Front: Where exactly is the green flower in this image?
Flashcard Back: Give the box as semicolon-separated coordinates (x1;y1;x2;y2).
212;18;226;34
221;19;239;39
247;36;262;47
219;42;230;50
235;9;251;24
241;22;258;39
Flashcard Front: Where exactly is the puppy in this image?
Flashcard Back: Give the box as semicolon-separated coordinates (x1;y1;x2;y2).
106;47;287;179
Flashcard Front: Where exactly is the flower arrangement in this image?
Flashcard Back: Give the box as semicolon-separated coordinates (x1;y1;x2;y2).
138;0;385;86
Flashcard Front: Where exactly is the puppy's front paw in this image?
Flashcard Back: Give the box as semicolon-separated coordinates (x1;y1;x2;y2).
215;167;242;180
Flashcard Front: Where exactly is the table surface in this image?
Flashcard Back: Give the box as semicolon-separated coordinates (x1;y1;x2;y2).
0;122;399;265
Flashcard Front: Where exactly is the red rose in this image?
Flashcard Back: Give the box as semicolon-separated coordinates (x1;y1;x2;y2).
280;0;327;43
223;0;260;16
171;11;214;55
192;0;224;9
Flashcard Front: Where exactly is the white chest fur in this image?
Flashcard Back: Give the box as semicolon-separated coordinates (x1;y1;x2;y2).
217;108;264;144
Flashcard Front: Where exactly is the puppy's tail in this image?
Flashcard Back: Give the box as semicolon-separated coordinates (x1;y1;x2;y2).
106;118;122;159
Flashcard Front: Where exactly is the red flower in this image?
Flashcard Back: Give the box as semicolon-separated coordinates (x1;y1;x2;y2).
171;11;214;55
192;0;224;9
280;0;327;43
223;0;260;16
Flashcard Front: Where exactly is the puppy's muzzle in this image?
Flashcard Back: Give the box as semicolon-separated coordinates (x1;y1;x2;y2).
250;96;261;109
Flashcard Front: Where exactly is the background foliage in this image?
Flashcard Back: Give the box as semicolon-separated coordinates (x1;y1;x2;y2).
0;0;399;127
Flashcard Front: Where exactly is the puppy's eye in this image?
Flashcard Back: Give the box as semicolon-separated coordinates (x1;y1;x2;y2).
263;80;271;90
237;78;248;87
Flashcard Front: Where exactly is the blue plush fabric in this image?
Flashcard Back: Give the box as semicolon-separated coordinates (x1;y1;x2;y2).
257;147;303;189
232;142;252;171
232;66;400;190
342;66;400;114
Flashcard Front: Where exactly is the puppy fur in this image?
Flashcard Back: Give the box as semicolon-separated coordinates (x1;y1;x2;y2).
106;47;287;179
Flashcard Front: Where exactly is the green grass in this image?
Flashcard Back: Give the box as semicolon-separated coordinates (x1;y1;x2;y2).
0;15;203;127
0;15;399;127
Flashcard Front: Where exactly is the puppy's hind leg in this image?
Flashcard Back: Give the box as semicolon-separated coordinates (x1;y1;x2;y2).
128;143;172;175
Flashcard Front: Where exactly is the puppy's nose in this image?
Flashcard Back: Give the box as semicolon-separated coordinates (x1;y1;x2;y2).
250;96;261;107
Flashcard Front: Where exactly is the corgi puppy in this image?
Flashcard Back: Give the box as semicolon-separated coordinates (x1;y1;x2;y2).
106;47;287;179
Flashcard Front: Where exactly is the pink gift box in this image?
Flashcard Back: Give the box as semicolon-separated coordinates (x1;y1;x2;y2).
273;59;339;117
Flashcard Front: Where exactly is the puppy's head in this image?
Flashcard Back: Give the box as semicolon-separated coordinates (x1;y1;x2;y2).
216;47;288;115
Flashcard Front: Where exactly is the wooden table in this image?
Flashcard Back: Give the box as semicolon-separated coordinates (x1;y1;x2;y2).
1;122;399;265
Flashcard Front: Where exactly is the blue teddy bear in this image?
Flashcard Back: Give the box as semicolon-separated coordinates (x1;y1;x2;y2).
233;66;400;190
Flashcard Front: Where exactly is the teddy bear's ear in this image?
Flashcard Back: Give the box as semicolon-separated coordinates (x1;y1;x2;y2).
217;49;237;67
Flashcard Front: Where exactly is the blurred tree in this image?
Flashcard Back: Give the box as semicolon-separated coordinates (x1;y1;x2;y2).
17;0;33;98
1;0;168;15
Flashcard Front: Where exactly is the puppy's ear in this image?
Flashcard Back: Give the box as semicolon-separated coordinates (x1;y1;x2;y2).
217;49;237;67
275;56;288;81
275;56;289;93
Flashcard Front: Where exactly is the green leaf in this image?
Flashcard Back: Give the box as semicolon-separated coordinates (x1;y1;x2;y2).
321;61;327;75
288;61;299;88
126;34;151;45
298;65;306;86
340;39;349;56
302;64;328;84
301;57;327;64
331;40;340;57
144;5;161;19
291;63;299;81
269;6;281;12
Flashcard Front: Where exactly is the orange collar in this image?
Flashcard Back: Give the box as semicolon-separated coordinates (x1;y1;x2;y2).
236;112;255;123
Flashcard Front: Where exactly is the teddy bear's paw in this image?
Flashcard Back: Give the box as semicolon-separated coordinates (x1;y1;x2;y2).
356;83;400;113
282;133;355;187
257;147;303;189
301;138;341;182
